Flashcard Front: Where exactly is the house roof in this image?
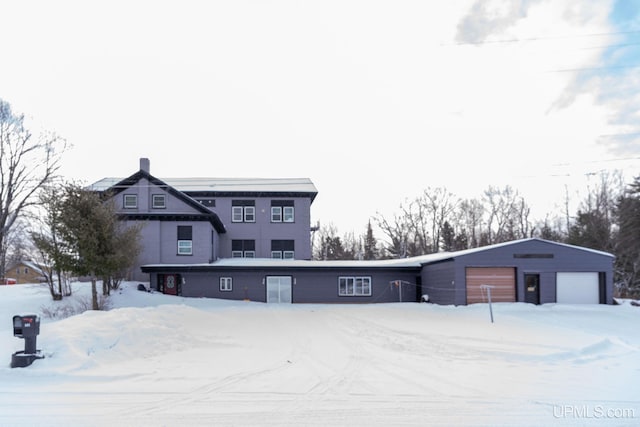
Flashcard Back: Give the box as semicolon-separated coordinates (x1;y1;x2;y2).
141;237;614;272
92;170;227;233
7;260;46;275
405;237;614;265
89;177;318;202
142;257;424;272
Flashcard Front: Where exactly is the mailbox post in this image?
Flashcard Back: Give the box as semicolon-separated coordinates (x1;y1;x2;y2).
11;314;44;368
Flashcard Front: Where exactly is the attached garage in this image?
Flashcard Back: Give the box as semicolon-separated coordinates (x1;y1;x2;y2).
466;267;516;304
556;272;601;304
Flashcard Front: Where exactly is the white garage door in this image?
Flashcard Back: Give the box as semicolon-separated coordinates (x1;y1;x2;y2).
556;272;600;304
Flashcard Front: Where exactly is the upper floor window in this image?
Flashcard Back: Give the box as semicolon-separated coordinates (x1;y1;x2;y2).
338;276;372;297
152;194;166;209
271;200;294;223
177;225;193;255
232;240;255;258
271;240;294;259
232;200;255;223
123;194;137;209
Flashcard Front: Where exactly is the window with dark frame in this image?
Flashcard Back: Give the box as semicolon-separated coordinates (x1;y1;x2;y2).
271;200;295;223
177;225;193;255
232;240;256;258
271;240;294;259
123;194;137;209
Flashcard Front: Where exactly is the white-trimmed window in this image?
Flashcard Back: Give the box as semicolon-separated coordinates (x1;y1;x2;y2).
232;240;255;258
271;201;294;223
271;206;282;222
152;194;166;209
232;201;256;223
283;206;294;222
123;194;137;209
177;226;193;255
270;251;294;259
271;240;294;259
339;276;372;296
220;277;232;292
178;240;192;255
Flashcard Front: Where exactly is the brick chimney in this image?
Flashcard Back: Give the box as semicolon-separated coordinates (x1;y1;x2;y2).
140;158;150;173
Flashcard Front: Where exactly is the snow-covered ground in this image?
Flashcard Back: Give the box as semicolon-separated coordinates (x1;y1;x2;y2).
0;282;638;426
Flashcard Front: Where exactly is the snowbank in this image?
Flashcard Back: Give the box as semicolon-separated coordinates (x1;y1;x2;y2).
0;282;638;426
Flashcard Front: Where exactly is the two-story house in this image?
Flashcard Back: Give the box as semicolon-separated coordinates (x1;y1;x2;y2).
90;158;614;305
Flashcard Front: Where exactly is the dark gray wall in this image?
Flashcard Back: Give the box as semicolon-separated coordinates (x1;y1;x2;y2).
150;267;420;303
422;240;614;305
421;260;457;305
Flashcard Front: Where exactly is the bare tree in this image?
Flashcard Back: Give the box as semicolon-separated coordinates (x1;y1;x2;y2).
0;99;67;278
421;187;459;252
567;170;623;253
482;185;532;244
375;207;413;258
453;198;485;248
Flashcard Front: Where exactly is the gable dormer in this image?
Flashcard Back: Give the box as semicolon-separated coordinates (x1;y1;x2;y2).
92;158;225;233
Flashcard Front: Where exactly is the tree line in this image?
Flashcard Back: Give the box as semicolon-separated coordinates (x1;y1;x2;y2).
313;172;640;298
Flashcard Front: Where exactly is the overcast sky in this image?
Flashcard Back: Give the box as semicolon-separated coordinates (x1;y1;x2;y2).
1;0;639;233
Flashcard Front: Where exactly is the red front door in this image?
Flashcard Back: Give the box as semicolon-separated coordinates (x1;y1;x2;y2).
164;274;178;295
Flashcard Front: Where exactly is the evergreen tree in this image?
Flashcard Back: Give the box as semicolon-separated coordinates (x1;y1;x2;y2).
363;221;378;260
614;177;640;297
441;221;456;252
44;184;141;309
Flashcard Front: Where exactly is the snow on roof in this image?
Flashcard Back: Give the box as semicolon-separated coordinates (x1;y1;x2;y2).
143;257;427;270
89;177;318;195
441;237;614;258
141;238;613;271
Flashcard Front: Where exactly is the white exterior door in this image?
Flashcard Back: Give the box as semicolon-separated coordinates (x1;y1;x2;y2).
556;272;600;304
266;276;292;303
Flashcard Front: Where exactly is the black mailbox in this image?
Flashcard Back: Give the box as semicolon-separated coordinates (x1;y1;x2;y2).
13;315;40;338
11;314;44;368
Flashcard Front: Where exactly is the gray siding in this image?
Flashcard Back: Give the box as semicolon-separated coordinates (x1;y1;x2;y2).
151;268;420;303
114;180;220;281
215;198;312;259
421;260;458;305
426;239;614;305
115;178;202;214
146;239;613;305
